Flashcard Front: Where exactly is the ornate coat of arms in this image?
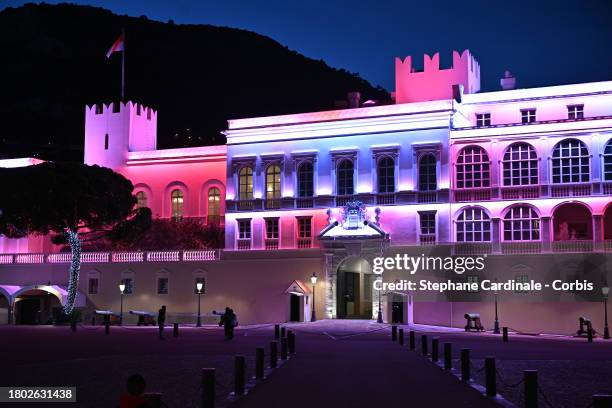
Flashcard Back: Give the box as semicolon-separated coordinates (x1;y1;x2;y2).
340;201;367;229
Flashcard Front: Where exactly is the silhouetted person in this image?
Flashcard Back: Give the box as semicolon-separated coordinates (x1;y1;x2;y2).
119;374;151;408
219;307;237;340
158;305;166;340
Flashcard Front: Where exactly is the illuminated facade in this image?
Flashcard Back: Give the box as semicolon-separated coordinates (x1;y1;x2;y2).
1;50;611;332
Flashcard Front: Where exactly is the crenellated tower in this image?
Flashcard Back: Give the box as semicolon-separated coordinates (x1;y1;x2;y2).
84;101;157;169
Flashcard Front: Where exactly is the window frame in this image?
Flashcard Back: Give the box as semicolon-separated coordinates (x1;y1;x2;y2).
551;139;590;184
136;191;148;208
475;113;491;127
297;161;314;197
418;153;437;191
603;139;612;181
265;217;280;239
170;189;184;221
456;207;491;242
503;205;541;241
238;166;254;200
455;146;490;189
521;109;536;124
377;155;395;193
567;104;584;120
157;277;169;295
502;142;539;186
336;159;354;196
88;277;99;295
265;164;282;200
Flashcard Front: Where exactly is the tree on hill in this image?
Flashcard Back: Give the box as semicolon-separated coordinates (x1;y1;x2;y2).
0;162;151;315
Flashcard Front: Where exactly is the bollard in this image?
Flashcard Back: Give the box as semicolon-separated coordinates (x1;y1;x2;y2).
105;320;110;335
399;328;404;346
173;323;179;338
201;368;215;408
485;357;496;397
588;328;593;343
269;341;278;368
431;337;439;362
524;370;538;408
274;324;280;339
255;347;265;379
443;343;452;370
234;355;245;396
91;316;95;326
502;327;509;342
421;334;428;356
288;332;296;354
280;327;286;338
391;325;397;341
461;349;470;382
70;320;77;332
280;337;288;360
409;330;415;350
593;394;612;408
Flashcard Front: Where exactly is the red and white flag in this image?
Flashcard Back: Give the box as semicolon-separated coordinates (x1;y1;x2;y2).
106;33;124;58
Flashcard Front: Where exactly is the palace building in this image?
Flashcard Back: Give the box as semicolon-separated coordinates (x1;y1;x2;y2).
1;50;611;334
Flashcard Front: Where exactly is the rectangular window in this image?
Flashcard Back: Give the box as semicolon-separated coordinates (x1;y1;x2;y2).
515;274;530;293
466;275;479;292
420;212;436;235
88;278;99;295
476;113;491;127
297;217;312;238
157;277;169;295
238;219;251;239
194;277;206;294
122;278;134;294
567;105;584;120
266;218;279;239
104;134;109;150
521;109;536;124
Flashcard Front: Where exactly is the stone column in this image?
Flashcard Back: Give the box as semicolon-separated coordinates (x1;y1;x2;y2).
541;216;552;252
593;214;604;251
491;217;501;254
324;253;336;319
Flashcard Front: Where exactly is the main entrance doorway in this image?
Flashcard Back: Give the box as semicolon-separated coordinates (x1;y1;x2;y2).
336;257;373;319
14;289;62;325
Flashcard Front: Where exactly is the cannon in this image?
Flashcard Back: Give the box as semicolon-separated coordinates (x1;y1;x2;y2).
94;310;121;325
576;316;597;337
464;313;484;332
129;310;157;326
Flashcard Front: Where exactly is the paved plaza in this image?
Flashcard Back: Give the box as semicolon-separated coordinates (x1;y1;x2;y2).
0;320;610;407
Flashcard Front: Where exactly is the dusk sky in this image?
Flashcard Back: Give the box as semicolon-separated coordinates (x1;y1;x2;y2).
3;0;612;91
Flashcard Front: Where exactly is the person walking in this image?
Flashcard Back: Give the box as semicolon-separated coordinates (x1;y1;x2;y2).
157;305;166;340
119;373;151;408
219;307;237;340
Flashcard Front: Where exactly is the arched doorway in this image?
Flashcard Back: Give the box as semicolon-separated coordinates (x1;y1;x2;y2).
14;288;62;325
0;294;9;325
604;204;612;241
553;202;592;241
336;257;374;319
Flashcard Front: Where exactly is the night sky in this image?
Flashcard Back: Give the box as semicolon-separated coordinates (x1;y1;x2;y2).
3;0;612;91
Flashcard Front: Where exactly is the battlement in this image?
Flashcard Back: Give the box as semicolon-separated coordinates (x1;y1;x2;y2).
395;49;481;104
85;101;157;121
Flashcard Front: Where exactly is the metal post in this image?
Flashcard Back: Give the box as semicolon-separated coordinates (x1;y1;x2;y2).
604;296;610;340
234;355;245;396
493;291;500;334
593;394;612;408
524;370;538;408
409;330;415;350
311;282;316;322
280;327;286;338
270;341;278;368
421;334;428;356
105;319;110;335
461;349;470;382
173;323;179;338
392;325;397;341
485;357;496;397
588;328;593;343
255;347;264;379
274;324;280;339
431;337;439;362
399;328;404;346
288;332;295;354
70;319;77;332
280;337;288;360
201;368;215;408
377;277;383;323
502;327;509;342
119;292;123;326
197;291;202;327
443;343;452;370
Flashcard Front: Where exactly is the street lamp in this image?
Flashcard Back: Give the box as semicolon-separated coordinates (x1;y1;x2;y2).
310;273;317;322
196;281;203;327
493;287;500;334
377;277;383;323
118;283;125;326
603;286;610;340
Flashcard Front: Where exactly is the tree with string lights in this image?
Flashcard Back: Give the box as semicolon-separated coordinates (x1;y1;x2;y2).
0;162;150;316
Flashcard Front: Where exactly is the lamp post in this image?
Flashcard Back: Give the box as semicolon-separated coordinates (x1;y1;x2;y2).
310;272;317;322
196;281;203;327
118;283;125;326
493;282;500;334
603;286;610;340
377;277;383;323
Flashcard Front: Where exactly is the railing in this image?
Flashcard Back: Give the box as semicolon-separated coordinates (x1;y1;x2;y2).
335;195;355;207
236;200;254;211
501;242;542;254
454;188;491;202
452;243;493;255
264;199;280;210
0;250;220;264
550;183;591;197
604;183;612;195
419;234;436;245
265;238;279;250
417;191;438;203
376;193;396;205
500;186;540;200
605;240;612;252
295;197;314;208
552;240;594;253
297;238;312;248
237;239;251;250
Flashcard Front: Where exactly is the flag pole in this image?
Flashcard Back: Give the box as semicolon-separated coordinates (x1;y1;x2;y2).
121;28;125;101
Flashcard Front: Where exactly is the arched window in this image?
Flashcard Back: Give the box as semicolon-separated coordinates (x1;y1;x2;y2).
136;191;148;208
207;187;221;224
238;167;253;200
503;206;540;241
419;154;437;191
456;207;491;242
456;146;490;189
604;139;612;181
265;165;281;200
297;162;314;197
337;159;354;196
551;139;590;183
502;143;538;186
171;189;183;221
377;156;395;193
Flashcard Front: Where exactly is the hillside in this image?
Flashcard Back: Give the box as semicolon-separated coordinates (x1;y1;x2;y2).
0;3;389;161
